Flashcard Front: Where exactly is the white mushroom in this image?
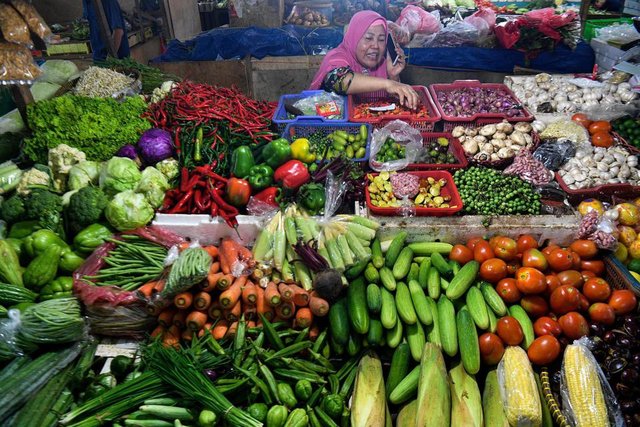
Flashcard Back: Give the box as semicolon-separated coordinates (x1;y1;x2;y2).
523;133;533;145
497;147;515;159
481;143;495;154
490;153;500;161
563;174;575;185
514;122;532;134
495;121;513;134
493;140;507;149
451;126;465;138
473;135;487;144
493;131;507;140
462;139;479;155
465;127;478;137
479;125;497;137
510;131;526;146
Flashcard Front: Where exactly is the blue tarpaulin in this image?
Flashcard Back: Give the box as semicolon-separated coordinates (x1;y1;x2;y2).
153;26;594;74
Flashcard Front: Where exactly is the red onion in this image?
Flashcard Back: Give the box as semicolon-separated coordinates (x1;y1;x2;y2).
436;87;525;118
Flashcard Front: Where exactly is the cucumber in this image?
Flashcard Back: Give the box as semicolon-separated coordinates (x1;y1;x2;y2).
395;282;417;325
466;286;490;330
449;260;461;275
364;263;379;284
347;278;369;335
344;259;368;280
486;302;498;333
367;318;384;347
379;267;396;291
329;298;349;346
407;242;453;256
479;282;508;316
386;343;411;399
425;297;441;348
445;260;480;300
380;287;397;330
347;333;362;356
427;267;441;300
392;247;414;280
366;283;382;314
407;262;420;283
456;306;480;375
418;258;431;289
385;231;408;268
405;321;426;362
430;252;452;278
509;305;535;349
388;365;420;405
437;296;458;357
371;238;384;269
408;280;432;325
385;316;403;348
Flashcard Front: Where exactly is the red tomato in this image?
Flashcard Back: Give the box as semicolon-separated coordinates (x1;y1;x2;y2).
545;274;562;296
578;293;590;312
582;277;611;303
547;248;574;272
474;241;495;263
493;236;518;261
556;270;584;288
522;248;549;271
496;316;524;346
591;132;615;148
527;335;562;365
517;234;539;253
521;296;549;318
569;240;598;260
581;270;597;282
608;289;638;315
516;267;547;294
569;251;582;270
558;312;590;340
478;332;505;365
506;260;521;276
588;303;615;325
496;278;522;303
466;237;485;251
480;258;508;283
541;244;560;258
588;120;612;135
533;316;562;337
449;244;474;265
550;285;581;315
580;260;605;276
571;113;592;129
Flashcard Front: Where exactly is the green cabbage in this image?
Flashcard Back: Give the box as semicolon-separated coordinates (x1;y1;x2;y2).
68;161;100;191
39;60;79;85
135;166;170;209
30;82;62;102
105;190;154;231
99;157;141;196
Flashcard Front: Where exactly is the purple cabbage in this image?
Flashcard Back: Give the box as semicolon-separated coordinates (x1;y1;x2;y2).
137;128;174;165
116;144;139;161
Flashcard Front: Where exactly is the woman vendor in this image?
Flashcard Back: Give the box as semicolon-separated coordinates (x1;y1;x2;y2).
309;10;419;110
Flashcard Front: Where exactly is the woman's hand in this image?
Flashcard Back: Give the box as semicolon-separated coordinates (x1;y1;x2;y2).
385;80;419;110
386;43;406;80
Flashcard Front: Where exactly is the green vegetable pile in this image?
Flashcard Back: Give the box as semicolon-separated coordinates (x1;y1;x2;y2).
98;57;182;94
375;137;405;163
612;116;640;149
453;166;541;215
24;95;151;163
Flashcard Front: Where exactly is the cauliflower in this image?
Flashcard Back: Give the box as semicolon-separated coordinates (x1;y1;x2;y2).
16;167;50;196
48;144;87;192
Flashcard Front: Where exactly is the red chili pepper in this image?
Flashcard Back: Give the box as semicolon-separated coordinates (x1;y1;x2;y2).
180;167;190;192
169;191;193;213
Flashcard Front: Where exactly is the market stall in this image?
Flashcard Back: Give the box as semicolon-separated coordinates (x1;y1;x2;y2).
3;0;640;425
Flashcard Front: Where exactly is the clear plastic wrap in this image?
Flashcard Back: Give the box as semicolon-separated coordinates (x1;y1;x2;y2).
595;23;640;44
0;42;42;84
577;210;619;250
422;21;480;48
0;4;32;47
369;119;423;172
387;20;411;46
390;172;420;217
0;310;23;360
561;340;624;427
396;5;441;36
497;346;543;427
533;139;576;170
10;0;54;42
539;120;590;144
293;91;345;119
322;170;349;222
504;149;554;186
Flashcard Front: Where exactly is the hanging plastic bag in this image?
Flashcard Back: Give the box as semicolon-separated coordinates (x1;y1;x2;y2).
396;5;441;36
320;170;349;223
369;120;423;172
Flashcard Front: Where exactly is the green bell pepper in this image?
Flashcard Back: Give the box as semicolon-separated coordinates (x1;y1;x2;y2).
22;229;68;259
262;138;292;169
297;183;326;215
8;221;41;239
247;164;274;191
59;249;85;272
39;276;74;300
73;223;113;255
231;146;256;179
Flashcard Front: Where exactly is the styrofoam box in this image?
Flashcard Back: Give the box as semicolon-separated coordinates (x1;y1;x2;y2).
590;38;640;71
153;214;263;246
624;0;640;14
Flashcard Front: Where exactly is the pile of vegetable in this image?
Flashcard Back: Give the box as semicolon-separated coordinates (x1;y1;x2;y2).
367;172;457;209
73;67;135;98
453;120;536;163
351;100;432;120
433;86;527;118
374;136;406;163
98;57;182;94
613;116;640;149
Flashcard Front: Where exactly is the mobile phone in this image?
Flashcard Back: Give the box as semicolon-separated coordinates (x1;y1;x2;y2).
386;34;399;66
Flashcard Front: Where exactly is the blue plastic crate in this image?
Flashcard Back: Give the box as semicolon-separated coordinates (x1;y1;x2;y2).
282;121;372;162
272;90;350;134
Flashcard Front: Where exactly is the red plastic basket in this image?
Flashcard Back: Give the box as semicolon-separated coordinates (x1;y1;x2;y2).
405;132;469;171
429;80;533;131
348;86;440;131
365;170;463;216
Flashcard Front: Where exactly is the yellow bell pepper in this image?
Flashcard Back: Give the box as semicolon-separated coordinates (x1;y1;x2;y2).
290;138;316;163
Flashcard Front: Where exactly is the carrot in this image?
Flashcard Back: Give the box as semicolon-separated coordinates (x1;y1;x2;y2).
203;272;224;292
265;282;281;307
219;281;243;308
209;261;221;274
158;308;176;328
150;325;164;338
292;286;309;307
275;301;295;320
308;295;330;317
198;322;214;338
208;300;223;319
244;304;257;320
226;321;239;338
309;324;320;341
226;300;242;322
295;307;313;329
163;325;180;348
278;283;294;302
242;281;258;305
186;310;208;331
153;279;166;292
203;245;219;258
256;286;273;320
211;320;229;340
182;328;194;342
138;281;159;298
217;274;235;290
174;292;193;309
173;310;187;329
193;291;212;311
219;239;236;275
251;268;264;281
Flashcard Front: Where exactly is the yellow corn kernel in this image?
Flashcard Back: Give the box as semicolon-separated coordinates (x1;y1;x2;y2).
499;347;542;427
563;345;609;427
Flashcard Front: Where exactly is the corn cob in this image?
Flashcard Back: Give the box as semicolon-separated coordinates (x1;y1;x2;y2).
483;369;509;427
416;343;450;427
498;346;542;427
562;344;610;427
350;352;386;427
396;400;417;427
449;361;482;427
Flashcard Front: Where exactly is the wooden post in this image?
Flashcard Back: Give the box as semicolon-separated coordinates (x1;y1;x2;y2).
92;0;118;57
579;0;590;35
10;85;34;124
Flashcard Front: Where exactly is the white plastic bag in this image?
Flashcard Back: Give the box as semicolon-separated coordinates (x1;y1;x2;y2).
369;120;423;172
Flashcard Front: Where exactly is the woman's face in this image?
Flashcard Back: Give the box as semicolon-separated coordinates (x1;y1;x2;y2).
355;24;386;69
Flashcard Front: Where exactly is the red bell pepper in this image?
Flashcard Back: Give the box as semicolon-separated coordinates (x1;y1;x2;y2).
253;187;281;208
274;160;310;191
226;177;251;207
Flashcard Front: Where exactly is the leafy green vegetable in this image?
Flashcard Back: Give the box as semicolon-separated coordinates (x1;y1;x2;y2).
0;193;25;224
68;161;101;191
135;166;170;209
99;157;142;196
24;95;151;163
67;186;109;233
105;190;154;231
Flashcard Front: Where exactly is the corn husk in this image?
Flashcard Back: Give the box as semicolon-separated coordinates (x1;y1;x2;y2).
416;343;450;427
450;360;483;427
351;352;386;427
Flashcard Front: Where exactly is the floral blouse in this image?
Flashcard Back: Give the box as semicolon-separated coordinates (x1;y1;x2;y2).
321;66;355;95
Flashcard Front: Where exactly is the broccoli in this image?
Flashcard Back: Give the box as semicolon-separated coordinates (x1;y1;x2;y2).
67;186;109;233
23;189;65;236
0;194;26;225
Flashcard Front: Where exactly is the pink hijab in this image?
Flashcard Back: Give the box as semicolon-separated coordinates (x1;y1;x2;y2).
309;11;388;90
